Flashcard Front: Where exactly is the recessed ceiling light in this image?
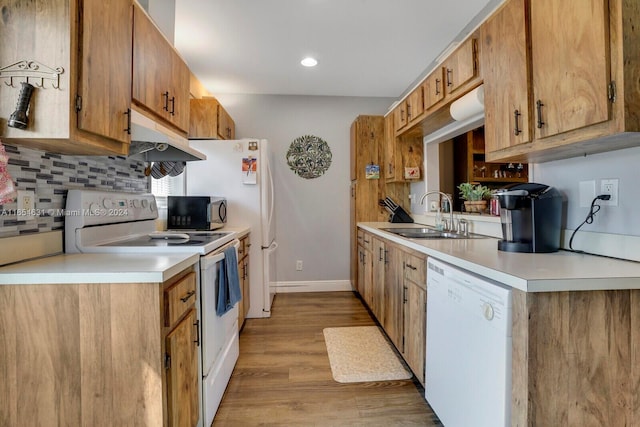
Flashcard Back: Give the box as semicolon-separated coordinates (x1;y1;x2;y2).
301;57;318;67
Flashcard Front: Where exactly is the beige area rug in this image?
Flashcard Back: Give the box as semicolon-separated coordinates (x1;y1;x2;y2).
323;326;412;383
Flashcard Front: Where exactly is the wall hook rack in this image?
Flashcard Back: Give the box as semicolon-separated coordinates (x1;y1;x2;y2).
0;60;64;89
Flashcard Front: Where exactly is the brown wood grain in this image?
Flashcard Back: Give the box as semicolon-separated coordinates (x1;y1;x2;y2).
109;282;164;426
510;289;529;427
77;0;132;144
481;0;532;153
371;236;386;321
170;48;191;133
443;38;477;96
189;98;220;138
511;289;640;426
404;277;426;385
423;67;446;110
78;284;114;426
166;309;199;427
382;242;403;350
531;0;610;139
164;271;197;328
0;286;17;427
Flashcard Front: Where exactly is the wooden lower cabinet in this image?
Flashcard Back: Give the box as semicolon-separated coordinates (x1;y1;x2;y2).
382;242;404;350
356;229;426;384
511;288;640;426
402;251;427;386
371;236;386;321
237;233;251;329
0;266;200;427
166;309;199;427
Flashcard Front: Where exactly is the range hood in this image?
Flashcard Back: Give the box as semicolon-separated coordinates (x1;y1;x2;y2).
424;85;484;145
128;108;206;161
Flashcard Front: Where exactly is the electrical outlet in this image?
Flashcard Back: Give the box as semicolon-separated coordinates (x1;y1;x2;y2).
600;178;619;206
17;190;36;221
296;260;303;271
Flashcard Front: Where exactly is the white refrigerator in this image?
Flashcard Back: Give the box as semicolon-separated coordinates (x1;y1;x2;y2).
187;138;277;318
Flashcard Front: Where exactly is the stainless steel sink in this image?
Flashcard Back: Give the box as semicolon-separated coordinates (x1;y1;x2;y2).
380;227;487;239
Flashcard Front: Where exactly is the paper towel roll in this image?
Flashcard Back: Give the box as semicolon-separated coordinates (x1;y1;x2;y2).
450;85;484;121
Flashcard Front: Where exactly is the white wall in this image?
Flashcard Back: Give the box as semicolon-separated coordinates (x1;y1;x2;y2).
215;94;394;283
533;146;640;236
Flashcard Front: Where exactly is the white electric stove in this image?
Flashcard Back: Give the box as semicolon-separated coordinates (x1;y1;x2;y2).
64;189;239;426
64;190;235;254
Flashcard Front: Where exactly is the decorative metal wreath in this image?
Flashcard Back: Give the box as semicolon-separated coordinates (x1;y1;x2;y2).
286;135;332;179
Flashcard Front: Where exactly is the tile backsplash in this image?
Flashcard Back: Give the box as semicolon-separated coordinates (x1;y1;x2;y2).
0;142;149;237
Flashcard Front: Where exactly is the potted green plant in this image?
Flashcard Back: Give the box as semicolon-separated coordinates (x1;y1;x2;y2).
457;182;492;213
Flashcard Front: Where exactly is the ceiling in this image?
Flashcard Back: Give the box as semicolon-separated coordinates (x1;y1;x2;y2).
174;0;503;99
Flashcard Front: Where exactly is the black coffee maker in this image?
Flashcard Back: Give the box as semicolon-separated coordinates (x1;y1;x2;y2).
495;182;562;253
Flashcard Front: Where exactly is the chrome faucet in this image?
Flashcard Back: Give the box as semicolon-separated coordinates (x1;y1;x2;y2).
419;191;454;232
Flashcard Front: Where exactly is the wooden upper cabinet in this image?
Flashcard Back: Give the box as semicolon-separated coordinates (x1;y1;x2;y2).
393;102;408;133
0;0;131;155
406;86;424;124
189;98;236;140
218;104;236;139
77;0;132;146
170;49;191;133
530;0;610;139
132;3;190;134
423;67;445;110
481;0;640;163
481;0;532;153
443;38;478;96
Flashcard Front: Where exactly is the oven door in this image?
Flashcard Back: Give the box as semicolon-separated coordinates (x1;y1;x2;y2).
199;239;240;425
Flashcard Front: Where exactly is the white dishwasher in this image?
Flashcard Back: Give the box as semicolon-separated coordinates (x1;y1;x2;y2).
425;258;512;427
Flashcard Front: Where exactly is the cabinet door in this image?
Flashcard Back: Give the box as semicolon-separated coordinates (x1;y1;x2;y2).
169;49;191;133
350;116;383;221
189;98;220;138
481;0;532;153
384;114;396;180
406;86;424;124
383;244;403;349
217;105;235;139
423;68;445;110
530;0;610;139
393;102;408;132
77;0;132;144
358;246;373;306
166;309;199;427
133;5;170;117
444;38;477;95
371;237;386;320
404;280;426;385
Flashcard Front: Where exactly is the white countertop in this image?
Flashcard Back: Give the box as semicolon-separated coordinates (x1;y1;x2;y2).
0;253;200;285
359;222;640;292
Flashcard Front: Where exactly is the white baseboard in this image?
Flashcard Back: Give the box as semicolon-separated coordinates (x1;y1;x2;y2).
274;280;353;293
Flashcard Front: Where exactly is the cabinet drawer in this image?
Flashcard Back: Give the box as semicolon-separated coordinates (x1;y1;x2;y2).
164;272;197;328
404;254;426;287
237;234;250;260
359;231;373;251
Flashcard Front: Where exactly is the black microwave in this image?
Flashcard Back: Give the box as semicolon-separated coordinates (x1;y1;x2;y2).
167;196;227;230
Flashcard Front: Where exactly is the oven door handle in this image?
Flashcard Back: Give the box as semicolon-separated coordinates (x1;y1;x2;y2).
201;239;241;268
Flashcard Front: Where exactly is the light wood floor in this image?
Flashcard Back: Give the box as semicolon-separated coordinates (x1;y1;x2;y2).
213;292;442;426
